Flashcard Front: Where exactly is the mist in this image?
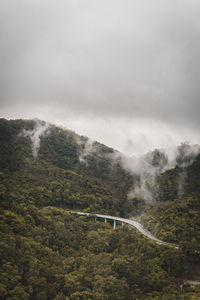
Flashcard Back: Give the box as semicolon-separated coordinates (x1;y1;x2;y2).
19;118;200;203
21;120;49;158
117;143;200;203
74;136;96;165
1;1;200;155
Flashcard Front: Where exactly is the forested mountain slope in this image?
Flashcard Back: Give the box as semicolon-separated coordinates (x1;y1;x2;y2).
0;118;137;216
1;118;200;299
142;154;200;252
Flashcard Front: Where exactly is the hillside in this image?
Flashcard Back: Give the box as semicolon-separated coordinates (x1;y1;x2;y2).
141;154;200;251
1;118;200;299
0;118;139;216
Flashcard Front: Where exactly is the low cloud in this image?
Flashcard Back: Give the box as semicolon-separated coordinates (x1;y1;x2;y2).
21;120;49;158
177;170;187;198
1;1;200;156
116;142;200;204
76;137;97;165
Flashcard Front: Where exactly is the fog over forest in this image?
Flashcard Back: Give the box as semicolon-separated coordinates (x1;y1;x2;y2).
1;0;200;154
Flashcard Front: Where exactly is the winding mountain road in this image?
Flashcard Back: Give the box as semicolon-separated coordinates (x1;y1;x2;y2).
72;211;177;248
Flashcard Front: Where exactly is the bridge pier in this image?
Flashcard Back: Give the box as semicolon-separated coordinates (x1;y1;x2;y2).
113;219;116;229
105;218;107;223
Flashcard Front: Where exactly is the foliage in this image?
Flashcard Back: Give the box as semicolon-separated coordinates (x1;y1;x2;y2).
1;119;200;299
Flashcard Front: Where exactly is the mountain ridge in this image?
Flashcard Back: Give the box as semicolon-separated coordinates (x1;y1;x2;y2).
1;118;200;299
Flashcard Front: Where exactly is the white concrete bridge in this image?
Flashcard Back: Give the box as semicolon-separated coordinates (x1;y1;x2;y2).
71;211;177;248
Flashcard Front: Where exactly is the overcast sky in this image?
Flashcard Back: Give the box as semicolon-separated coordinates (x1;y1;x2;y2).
1;0;200;155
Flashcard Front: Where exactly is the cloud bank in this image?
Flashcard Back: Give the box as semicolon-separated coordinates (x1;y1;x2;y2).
119;143;200;203
1;0;200;154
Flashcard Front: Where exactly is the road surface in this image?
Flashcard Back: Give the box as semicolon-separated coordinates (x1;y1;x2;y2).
72;211;177;248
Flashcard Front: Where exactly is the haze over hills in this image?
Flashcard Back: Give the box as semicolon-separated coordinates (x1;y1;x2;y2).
1;1;200;299
1;118;200;211
0;118;200;299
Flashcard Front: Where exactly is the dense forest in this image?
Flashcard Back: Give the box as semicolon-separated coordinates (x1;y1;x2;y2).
0;118;200;299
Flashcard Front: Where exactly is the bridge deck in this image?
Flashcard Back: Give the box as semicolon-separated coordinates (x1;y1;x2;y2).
72;211;177;248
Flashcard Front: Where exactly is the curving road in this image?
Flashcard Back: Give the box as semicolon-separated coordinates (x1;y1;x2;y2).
72;211;178;248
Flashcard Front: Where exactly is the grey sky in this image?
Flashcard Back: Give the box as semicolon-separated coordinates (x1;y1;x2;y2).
1;0;200;155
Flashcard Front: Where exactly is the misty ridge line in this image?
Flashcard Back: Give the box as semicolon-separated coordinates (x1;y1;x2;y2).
19;119;200;203
2;0;200;172
105;143;200;204
19;119;102;161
